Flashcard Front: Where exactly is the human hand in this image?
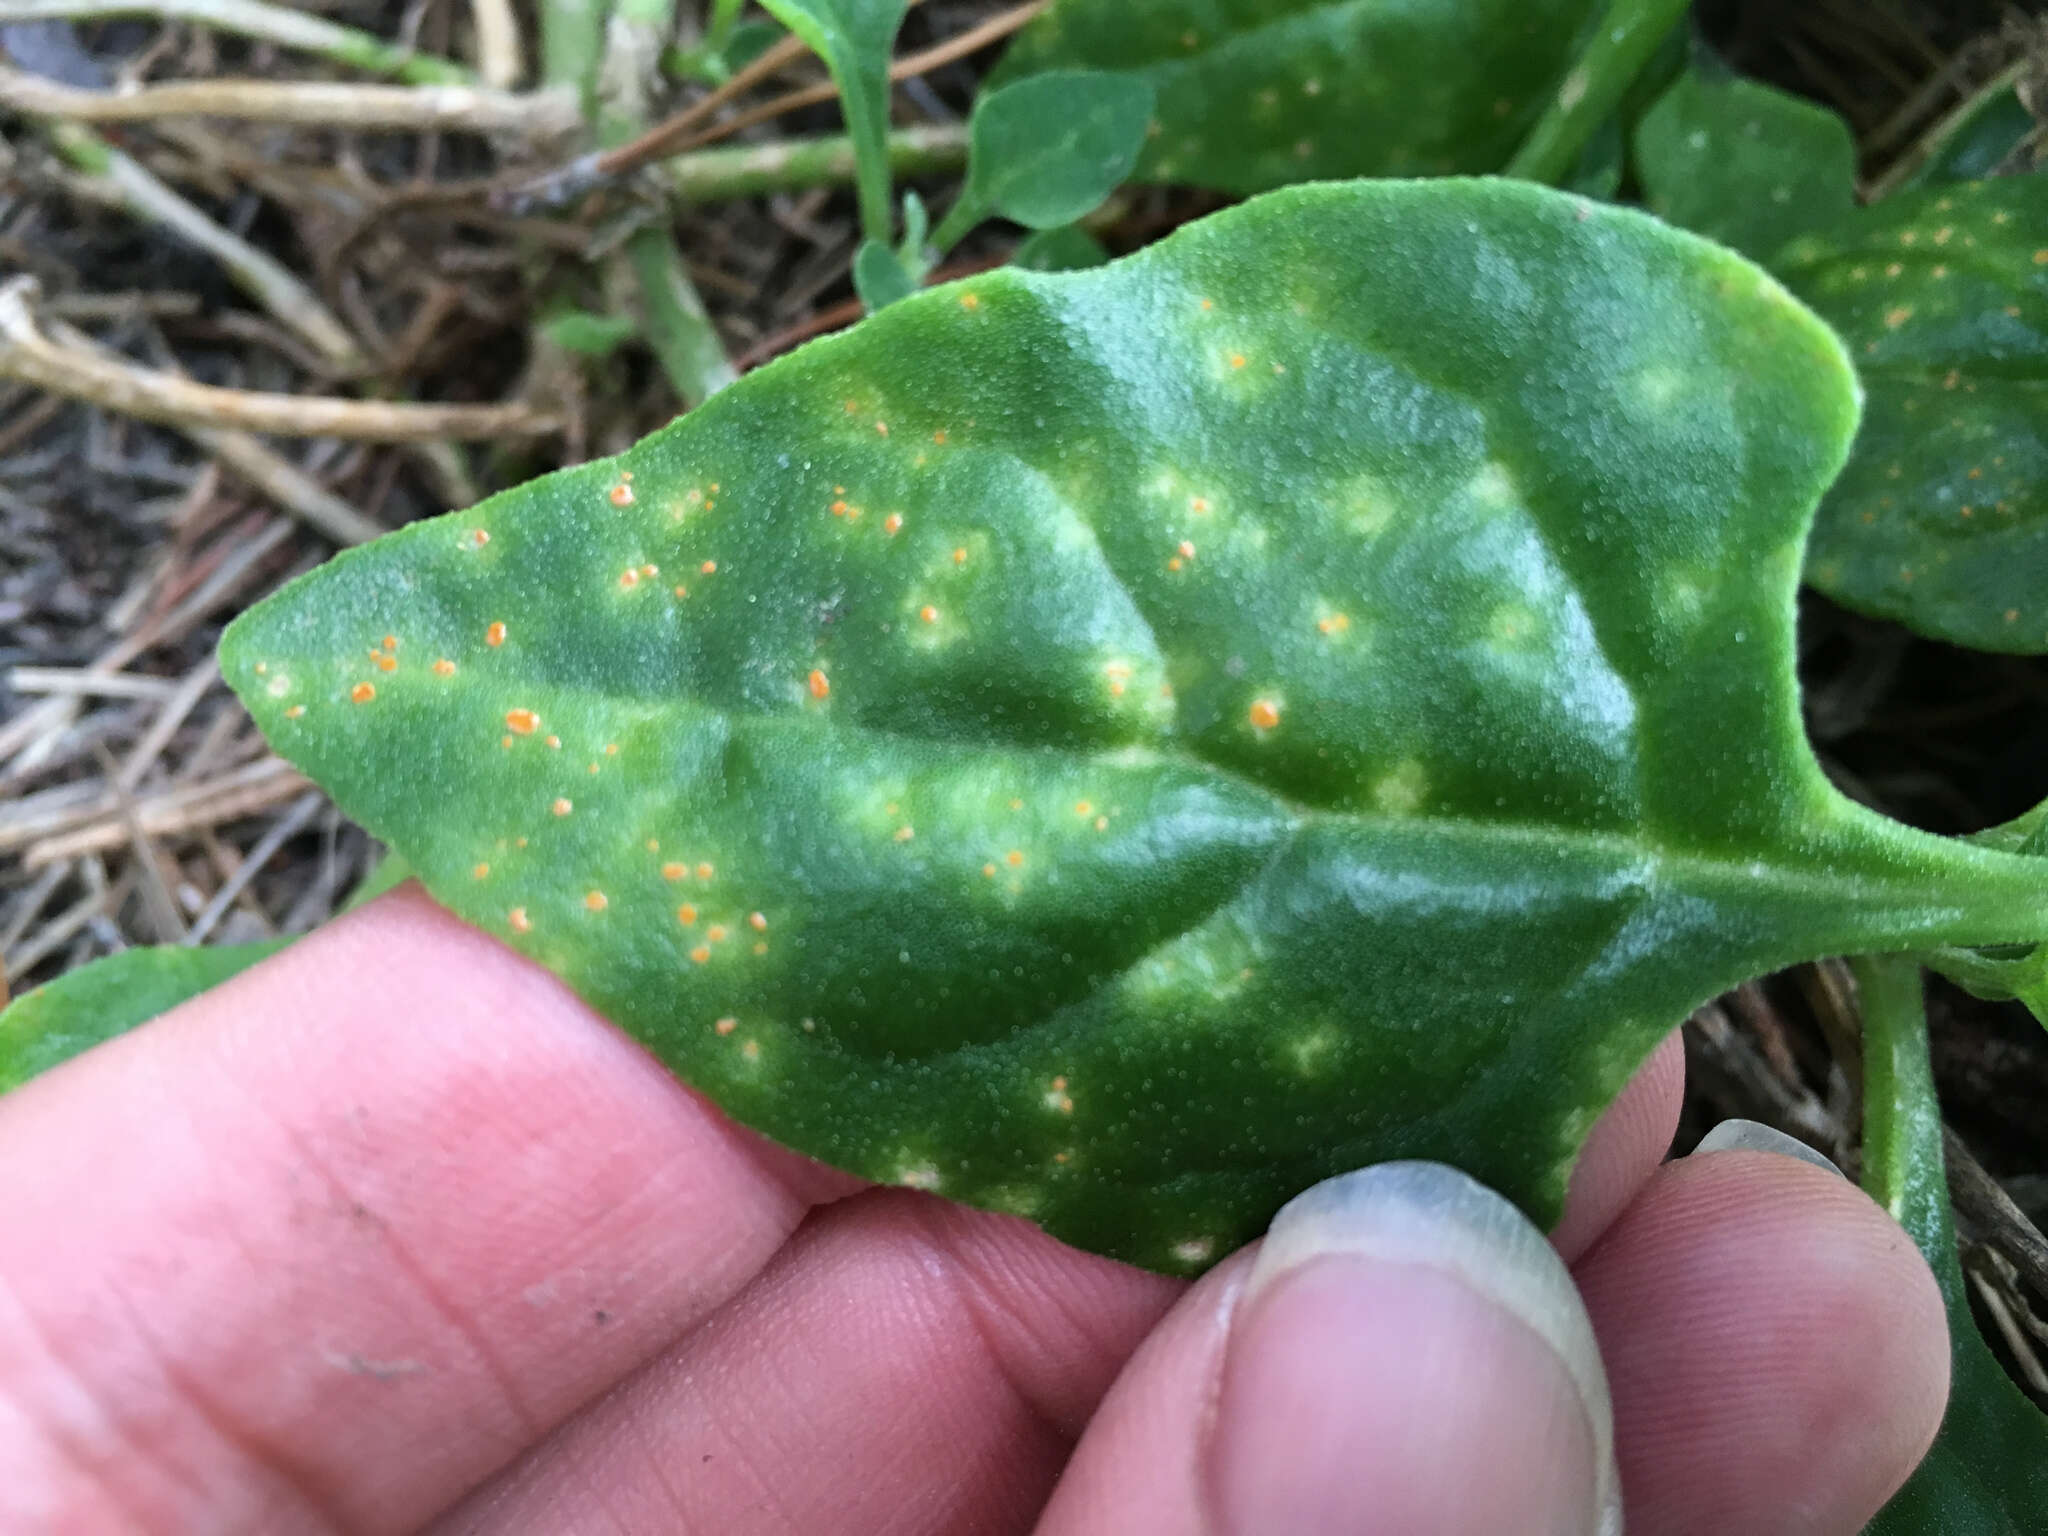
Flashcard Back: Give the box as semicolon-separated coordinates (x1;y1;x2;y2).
1;885;1947;1534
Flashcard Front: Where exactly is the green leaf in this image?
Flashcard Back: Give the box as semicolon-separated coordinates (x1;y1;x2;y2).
993;0;1605;194
1775;177;2048;653
962;70;1153;231
1013;224;1111;272
757;0;907;243
0;942;287;1093
1857;956;2048;1534
220;179;2048;1275
1897;72;2042;190
540;308;639;359
853;238;918;311
1633;66;1855;262
0;853;408;1094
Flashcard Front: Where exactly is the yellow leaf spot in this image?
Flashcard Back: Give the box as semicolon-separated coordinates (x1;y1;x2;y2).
1075;800;1093;816
884;513;903;535
1884;306;1912;329
749;911;768;931
545;734;561;749
585;890;608;912
509;907;531;932
715;1016;737;1036
953;547;968;565
351;682;376;703
875;421;889;437
1249;698;1281;730
700;560;718;575
1007;849;1025;867
708;924;728;943
809;668;830;699
678;903;698;925
552;797;573;816
433;658;456;676
486;621;507;646
960;292;980;310
619;569;640;589
506;708;540;735
609;482;634;508
470;529;490;547
663;861;687;881
691;944;712;964
919;604;938;624
895;825;915;842
472;863;489;879
982;862;997;878
696;862;714;880
284;705;305;719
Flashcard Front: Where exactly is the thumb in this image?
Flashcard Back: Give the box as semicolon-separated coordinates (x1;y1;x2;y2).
1035;1163;1620;1536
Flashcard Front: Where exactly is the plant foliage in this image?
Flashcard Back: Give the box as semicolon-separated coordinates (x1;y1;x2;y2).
212;180;2048;1275
993;0;1606;193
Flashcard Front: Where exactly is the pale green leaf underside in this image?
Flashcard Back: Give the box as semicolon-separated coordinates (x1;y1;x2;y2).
993;0;1604;194
223;181;2048;1274
1633;67;1855;263
1777;177;2048;653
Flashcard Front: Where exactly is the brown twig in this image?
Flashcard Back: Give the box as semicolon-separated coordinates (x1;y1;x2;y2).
0;278;559;442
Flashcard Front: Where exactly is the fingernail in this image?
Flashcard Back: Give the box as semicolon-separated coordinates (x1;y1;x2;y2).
1211;1163;1619;1536
1691;1117;1844;1176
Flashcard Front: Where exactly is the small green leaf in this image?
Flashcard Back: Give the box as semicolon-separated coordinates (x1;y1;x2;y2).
721;17;786;74
993;0;1606;193
1857;956;2048;1534
1633;66;1855;262
1013;224;1111;272
1775;177;2048;653
964;70;1153;231
0;943;285;1092
0;853;408;1093
757;0;907;243
221;180;2048;1275
540;308;639;359
853;238;918;311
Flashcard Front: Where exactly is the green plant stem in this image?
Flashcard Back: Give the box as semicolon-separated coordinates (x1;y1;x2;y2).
926;190;984;261
1856;955;1945;1235
43;120;365;372
1504;0;1692;185
664;122;966;203
5;0;475;86
570;0;739;408
706;0;744;50
542;0;611;113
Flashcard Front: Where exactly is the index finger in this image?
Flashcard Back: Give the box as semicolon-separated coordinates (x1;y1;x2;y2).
0;885;843;1534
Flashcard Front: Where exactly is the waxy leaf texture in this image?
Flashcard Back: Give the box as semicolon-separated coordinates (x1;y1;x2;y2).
223;182;2048;1273
994;0;1603;194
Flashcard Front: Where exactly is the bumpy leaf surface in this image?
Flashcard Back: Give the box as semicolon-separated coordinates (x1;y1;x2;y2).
1633;67;1855;262
992;0;1603;194
222;181;2048;1274
1776;177;2048;653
